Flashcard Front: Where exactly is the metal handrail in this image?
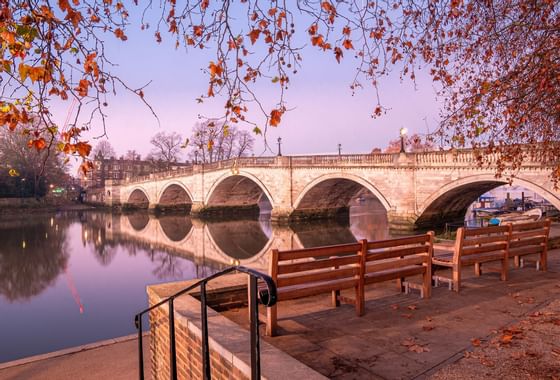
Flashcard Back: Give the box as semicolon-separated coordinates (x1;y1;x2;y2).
134;266;277;380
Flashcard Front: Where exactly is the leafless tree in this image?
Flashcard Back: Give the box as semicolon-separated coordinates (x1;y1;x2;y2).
92;140;116;160
188;121;254;164
149;132;183;168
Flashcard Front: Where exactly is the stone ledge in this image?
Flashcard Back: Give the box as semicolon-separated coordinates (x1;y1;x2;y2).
148;274;327;380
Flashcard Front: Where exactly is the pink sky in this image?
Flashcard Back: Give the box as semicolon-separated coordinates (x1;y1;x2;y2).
54;10;442;172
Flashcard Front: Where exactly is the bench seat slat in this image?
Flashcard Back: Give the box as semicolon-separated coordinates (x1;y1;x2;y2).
277;255;360;275
277;267;359;288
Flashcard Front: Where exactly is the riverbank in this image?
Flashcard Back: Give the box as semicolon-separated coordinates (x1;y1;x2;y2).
0;199;97;214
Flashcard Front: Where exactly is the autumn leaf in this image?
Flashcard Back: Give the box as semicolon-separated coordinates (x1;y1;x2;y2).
269;109;282;126
334;47;343;63
342;39;354;50
8;168;19;177
248;29;260;45
471;338;481;347
208;61;223;78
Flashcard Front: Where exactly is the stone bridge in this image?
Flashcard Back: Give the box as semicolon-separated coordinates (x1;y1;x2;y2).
102;150;560;230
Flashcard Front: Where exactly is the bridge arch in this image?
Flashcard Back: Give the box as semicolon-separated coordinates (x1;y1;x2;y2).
205;172;275;208
416;174;560;228
293;173;391;214
157;182;193;210
126;187;150;209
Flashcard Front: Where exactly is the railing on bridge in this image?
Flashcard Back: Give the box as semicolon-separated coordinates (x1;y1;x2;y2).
119;148;546;185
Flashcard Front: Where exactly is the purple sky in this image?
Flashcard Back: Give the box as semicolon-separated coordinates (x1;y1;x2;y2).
53;7;442;171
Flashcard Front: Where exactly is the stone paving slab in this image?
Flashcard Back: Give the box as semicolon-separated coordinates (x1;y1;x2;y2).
0;334;150;380
226;249;560;379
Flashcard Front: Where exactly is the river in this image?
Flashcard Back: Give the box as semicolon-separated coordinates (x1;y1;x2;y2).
0;197;388;363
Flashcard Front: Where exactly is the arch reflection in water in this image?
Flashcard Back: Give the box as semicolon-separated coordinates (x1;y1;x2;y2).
158;215;193;242
205;219;270;260
127;212;150;231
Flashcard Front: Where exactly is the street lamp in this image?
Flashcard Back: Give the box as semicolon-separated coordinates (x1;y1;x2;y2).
338;143;342;156
399;127;408;153
194;150;198;164
277;137;282;156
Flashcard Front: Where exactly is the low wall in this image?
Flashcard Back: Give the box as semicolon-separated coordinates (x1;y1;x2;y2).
148;276;326;380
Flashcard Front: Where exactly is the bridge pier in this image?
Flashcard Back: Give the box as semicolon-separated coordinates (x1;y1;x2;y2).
387;211;418;234
289;207;350;223
190;202;260;220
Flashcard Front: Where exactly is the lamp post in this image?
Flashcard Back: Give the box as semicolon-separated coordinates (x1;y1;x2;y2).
338;143;342;156
277;137;282;156
399;127;408;153
194;150;198;164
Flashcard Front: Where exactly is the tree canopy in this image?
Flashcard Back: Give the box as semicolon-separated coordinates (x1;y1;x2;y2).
0;1;558;182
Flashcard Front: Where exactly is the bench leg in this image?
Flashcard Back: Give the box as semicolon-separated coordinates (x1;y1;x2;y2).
474;262;481;276
540;250;547;272
397;277;405;292
452;264;461;293
501;258;508;281
266;305;278;337
332;290;341;307
355;285;364;317
514;255;521;268
423;271;431;299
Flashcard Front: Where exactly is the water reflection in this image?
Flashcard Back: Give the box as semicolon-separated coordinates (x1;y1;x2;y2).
0;198;389;362
0;216;69;302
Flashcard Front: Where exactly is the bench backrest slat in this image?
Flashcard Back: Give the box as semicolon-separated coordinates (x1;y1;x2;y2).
463;225;510;237
462;234;509;247
462;242;508;256
365;234;431;250
277;267;360;288
277;255;361;275
511;219;550;232
366;255;427;273
366;244;430;262
276;242;363;261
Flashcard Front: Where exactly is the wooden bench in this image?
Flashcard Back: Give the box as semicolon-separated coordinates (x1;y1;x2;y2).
432;225;511;292
509;219;551;271
266;242;366;336
364;233;434;299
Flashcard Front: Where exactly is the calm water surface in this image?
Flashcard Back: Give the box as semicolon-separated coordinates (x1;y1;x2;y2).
0;198;388;363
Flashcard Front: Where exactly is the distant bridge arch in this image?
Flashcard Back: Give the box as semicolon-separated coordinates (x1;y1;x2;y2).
205;171;275;208
157;182;193;210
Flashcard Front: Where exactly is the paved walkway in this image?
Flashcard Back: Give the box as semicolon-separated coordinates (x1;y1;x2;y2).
0;335;150;380
227;248;560;379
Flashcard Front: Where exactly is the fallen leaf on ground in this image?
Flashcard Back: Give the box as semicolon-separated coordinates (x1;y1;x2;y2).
471;338;481;347
401;338;430;353
480;358;496;367
407;305;418;310
552;348;560;357
390;304;399;310
401;313;413;319
422;325;434;331
510;351;525;360
501;334;513;344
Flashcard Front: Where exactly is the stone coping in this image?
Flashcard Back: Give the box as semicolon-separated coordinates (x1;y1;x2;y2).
148;274;327;380
0;332;148;370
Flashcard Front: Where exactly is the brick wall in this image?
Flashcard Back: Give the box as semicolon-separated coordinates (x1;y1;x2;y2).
147;279;326;380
